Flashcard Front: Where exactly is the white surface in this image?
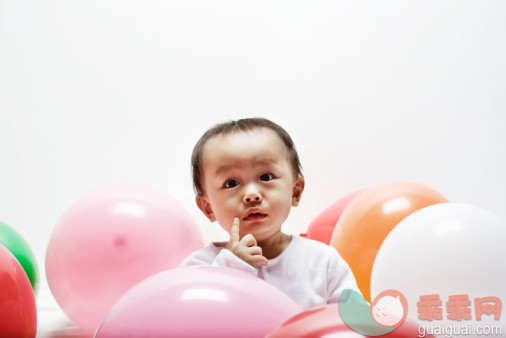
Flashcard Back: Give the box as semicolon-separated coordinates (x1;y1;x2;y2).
0;1;504;335
36;288;91;338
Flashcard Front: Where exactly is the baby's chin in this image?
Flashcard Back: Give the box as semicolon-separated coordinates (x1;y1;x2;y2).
253;228;287;242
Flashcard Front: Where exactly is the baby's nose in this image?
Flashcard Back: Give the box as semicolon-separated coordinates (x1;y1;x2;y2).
243;190;262;204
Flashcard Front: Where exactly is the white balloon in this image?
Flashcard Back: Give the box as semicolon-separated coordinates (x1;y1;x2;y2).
371;203;506;338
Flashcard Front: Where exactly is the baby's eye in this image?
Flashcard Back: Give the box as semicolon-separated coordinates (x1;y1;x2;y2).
223;179;239;189
259;173;275;182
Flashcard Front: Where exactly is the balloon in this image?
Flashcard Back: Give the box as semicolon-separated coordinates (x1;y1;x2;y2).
0;220;39;295
0;243;37;337
330;181;447;302
96;265;301;337
267;304;361;337
303;189;366;245
266;302;431;338
371;203;506;337
46;185;204;334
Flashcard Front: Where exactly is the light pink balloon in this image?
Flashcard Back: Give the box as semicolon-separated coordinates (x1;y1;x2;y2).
96;265;302;337
45;185;204;334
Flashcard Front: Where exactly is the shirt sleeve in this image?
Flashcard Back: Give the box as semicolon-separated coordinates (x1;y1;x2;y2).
180;247;258;276
326;251;361;304
211;248;259;276
180;249;213;266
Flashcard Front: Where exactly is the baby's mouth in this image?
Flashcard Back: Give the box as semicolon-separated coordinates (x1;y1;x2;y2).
243;213;267;221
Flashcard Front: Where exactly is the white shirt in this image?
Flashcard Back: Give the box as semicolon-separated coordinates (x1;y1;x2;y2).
180;235;360;310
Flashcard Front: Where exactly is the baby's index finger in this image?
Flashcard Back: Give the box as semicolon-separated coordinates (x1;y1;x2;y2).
229;217;240;243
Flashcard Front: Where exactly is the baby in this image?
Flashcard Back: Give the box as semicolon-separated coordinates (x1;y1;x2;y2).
181;117;359;310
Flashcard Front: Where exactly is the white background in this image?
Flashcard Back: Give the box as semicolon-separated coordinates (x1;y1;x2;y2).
1;0;505;335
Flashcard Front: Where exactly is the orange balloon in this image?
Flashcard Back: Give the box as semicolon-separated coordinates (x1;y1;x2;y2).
304;189;366;245
330;181;448;302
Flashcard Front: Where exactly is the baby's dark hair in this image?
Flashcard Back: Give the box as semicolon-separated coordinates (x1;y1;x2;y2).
191;117;303;195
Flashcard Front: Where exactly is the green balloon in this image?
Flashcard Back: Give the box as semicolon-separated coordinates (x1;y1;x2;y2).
0;220;39;295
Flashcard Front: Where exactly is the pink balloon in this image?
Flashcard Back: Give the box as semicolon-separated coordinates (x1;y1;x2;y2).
45;185;204;334
96;266;302;337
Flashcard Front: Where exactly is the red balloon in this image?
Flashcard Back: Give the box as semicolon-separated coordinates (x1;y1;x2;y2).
303;189;366;245
266;304;356;337
0;243;37;337
381;319;435;338
266;303;433;338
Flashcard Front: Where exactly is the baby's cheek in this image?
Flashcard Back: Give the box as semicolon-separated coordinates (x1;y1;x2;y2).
211;198;232;215
274;194;294;215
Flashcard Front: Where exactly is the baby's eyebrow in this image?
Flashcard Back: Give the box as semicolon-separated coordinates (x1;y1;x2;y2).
214;164;235;176
214;159;277;176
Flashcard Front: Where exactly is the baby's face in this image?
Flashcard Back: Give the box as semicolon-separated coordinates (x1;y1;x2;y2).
197;128;304;241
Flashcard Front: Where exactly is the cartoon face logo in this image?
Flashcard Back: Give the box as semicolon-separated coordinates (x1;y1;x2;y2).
369;290;408;328
339;289;408;336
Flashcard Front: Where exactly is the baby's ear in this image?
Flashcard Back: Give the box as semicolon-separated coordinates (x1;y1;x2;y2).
291;176;305;207
196;194;216;222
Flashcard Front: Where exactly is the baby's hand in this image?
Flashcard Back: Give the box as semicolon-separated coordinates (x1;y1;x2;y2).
226;217;269;268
